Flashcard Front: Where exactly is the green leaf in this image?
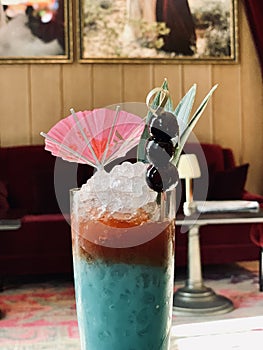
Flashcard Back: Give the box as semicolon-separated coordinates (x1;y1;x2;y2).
137;125;149;163
172;84;218;166
174;84;197;136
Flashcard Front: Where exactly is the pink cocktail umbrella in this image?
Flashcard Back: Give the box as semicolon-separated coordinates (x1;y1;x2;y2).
40;107;145;170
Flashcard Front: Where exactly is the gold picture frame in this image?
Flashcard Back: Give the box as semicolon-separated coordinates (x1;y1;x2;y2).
77;0;238;64
0;0;72;64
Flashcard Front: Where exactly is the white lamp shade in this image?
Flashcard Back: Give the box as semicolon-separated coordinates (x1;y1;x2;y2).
177;154;201;179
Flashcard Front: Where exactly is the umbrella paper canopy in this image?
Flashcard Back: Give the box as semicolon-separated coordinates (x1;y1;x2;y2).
41;107;145;170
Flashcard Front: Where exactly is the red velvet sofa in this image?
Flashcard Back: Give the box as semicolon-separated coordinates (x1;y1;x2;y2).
0;145;93;277
0;144;262;278
175;142;263;266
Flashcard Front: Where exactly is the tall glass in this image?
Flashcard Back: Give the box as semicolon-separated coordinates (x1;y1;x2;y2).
70;187;176;350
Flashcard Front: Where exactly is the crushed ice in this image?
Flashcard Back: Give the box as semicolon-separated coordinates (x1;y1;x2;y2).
74;162;157;218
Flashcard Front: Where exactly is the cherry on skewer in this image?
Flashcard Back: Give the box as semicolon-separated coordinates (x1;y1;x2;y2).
146;163;179;193
145;137;175;167
148;108;179;143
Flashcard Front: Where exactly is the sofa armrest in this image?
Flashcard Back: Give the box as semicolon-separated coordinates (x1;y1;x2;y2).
242;190;263;207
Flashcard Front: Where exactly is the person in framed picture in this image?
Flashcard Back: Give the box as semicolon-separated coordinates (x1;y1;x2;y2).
26;0;65;52
156;0;196;55
123;0;196;56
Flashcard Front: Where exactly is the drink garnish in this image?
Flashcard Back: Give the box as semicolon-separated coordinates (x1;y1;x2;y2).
40;107;145;170
40;79;218;195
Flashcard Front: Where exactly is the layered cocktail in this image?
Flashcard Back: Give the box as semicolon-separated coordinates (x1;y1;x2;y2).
71;162;176;350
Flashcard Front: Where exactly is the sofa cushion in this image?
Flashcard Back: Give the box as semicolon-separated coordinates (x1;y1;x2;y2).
200;143;226;172
222;148;236;169
209;163;249;200
2;145;55;213
184;143;226;173
33;169;60;214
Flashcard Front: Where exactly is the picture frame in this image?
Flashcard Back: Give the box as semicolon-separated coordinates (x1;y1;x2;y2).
0;0;72;64
77;0;238;63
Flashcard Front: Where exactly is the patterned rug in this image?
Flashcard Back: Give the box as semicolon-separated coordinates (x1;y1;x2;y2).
171;261;263;349
0;261;262;350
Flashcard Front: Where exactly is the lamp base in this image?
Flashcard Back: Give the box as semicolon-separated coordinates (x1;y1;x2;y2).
173;285;234;316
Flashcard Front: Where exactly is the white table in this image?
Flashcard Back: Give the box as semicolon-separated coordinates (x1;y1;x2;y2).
173;209;263;315
0;219;21;230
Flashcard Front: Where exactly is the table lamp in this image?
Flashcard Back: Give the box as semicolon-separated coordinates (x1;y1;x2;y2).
174;153;234;315
177;153;201;216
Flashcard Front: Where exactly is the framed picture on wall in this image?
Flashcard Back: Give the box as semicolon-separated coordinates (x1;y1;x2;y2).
77;0;238;63
0;0;72;63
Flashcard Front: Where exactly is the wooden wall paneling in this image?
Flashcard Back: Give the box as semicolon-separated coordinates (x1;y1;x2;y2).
93;64;123;108
123;64;153;103
30;65;62;144
0;0;261;194
0;66;31;146
153;64;183;108
183;64;213;143
211;64;241;157
62;63;93;114
239;3;263;194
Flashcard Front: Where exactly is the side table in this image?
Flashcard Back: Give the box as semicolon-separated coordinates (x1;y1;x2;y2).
173;209;263;315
